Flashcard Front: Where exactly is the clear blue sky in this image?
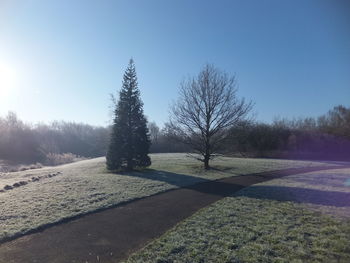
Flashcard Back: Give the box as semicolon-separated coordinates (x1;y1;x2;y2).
0;0;349;127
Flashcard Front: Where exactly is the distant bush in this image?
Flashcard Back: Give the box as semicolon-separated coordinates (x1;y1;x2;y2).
0;112;110;164
29;163;43;170
224;105;350;161
0;112;42;163
44;153;84;166
148;122;191;153
0;161;43;173
18;163;43;172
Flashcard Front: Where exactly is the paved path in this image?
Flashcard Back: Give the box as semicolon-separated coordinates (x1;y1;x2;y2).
0;165;344;263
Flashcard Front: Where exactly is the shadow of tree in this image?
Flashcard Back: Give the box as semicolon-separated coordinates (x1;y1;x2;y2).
128;169;209;187
123;165;350;205
236;185;350;207
124;169;246;197
288;173;350;188
209;166;236;173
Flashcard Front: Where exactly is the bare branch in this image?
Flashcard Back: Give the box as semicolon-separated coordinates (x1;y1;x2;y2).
169;64;253;169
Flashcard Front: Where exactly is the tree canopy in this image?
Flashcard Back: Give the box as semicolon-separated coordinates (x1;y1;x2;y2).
169;64;253;169
106;59;151;171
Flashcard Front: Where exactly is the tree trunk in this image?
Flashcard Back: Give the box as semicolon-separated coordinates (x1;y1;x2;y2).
126;159;133;171
204;132;211;169
204;154;210;170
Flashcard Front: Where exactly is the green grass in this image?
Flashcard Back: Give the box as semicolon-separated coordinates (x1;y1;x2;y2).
125;167;350;263
0;153;333;243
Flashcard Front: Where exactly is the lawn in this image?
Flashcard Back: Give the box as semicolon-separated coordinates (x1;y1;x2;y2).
0;153;334;243
125;167;350;263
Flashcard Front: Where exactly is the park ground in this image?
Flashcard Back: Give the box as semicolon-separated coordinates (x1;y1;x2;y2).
125;166;350;262
0;153;349;262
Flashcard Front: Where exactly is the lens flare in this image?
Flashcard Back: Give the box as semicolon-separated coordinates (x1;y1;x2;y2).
0;63;17;97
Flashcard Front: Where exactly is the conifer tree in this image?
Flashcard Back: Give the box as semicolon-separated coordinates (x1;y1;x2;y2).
106;59;151;170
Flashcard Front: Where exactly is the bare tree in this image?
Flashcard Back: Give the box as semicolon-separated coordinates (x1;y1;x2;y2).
169;64;253;169
148;121;160;144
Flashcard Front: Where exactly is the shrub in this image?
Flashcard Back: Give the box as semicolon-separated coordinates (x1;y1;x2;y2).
44;153;83;166
0;162;42;173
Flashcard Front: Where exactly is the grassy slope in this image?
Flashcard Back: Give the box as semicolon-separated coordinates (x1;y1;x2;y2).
125;167;350;263
0;153;331;243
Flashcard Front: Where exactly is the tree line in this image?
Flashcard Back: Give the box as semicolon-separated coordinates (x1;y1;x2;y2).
1;61;349;168
147;104;350;162
225;105;350;160
0;112;110;164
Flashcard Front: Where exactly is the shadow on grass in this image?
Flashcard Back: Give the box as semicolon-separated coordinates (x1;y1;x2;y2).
1;164;348;245
288;173;350;188
124;165;350;201
209;166;237;173
124;164;238;187
128;169;209;187
236;185;350;207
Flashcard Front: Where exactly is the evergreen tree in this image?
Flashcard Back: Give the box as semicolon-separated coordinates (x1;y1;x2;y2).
106;59;151;171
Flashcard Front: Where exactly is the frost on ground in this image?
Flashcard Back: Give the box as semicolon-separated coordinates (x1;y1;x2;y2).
125;167;350;263
0;153;333;242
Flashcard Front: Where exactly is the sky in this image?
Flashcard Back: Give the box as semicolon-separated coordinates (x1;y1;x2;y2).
0;0;349;127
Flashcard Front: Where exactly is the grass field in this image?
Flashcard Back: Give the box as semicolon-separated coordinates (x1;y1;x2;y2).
0;153;331;243
125;167;350;263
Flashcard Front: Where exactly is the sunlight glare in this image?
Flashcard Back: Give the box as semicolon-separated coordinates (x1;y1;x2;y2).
0;63;17;98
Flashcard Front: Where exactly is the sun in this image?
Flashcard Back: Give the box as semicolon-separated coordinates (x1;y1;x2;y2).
0;63;17;97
